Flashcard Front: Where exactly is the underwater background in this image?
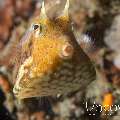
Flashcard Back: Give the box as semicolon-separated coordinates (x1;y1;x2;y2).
0;0;120;120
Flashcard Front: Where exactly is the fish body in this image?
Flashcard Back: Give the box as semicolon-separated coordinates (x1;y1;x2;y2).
13;0;96;99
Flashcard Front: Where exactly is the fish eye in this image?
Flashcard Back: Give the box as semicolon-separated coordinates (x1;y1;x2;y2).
32;24;43;33
33;24;39;30
33;24;44;37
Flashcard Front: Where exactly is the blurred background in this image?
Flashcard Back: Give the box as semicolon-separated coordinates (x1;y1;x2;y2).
0;0;120;120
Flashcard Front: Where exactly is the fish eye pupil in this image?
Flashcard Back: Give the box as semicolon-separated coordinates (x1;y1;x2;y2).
33;24;39;30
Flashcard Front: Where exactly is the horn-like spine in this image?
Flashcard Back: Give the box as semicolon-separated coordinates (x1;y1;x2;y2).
63;0;69;17
40;1;47;19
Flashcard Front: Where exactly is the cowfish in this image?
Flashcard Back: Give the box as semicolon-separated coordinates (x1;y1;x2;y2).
13;0;96;99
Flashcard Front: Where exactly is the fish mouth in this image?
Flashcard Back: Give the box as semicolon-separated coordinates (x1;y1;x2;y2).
13;86;32;99
13;85;21;97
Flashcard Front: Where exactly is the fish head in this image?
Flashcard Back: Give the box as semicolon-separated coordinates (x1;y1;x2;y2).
13;0;77;99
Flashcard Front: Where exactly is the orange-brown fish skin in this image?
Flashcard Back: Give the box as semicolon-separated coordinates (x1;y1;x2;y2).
13;1;96;99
